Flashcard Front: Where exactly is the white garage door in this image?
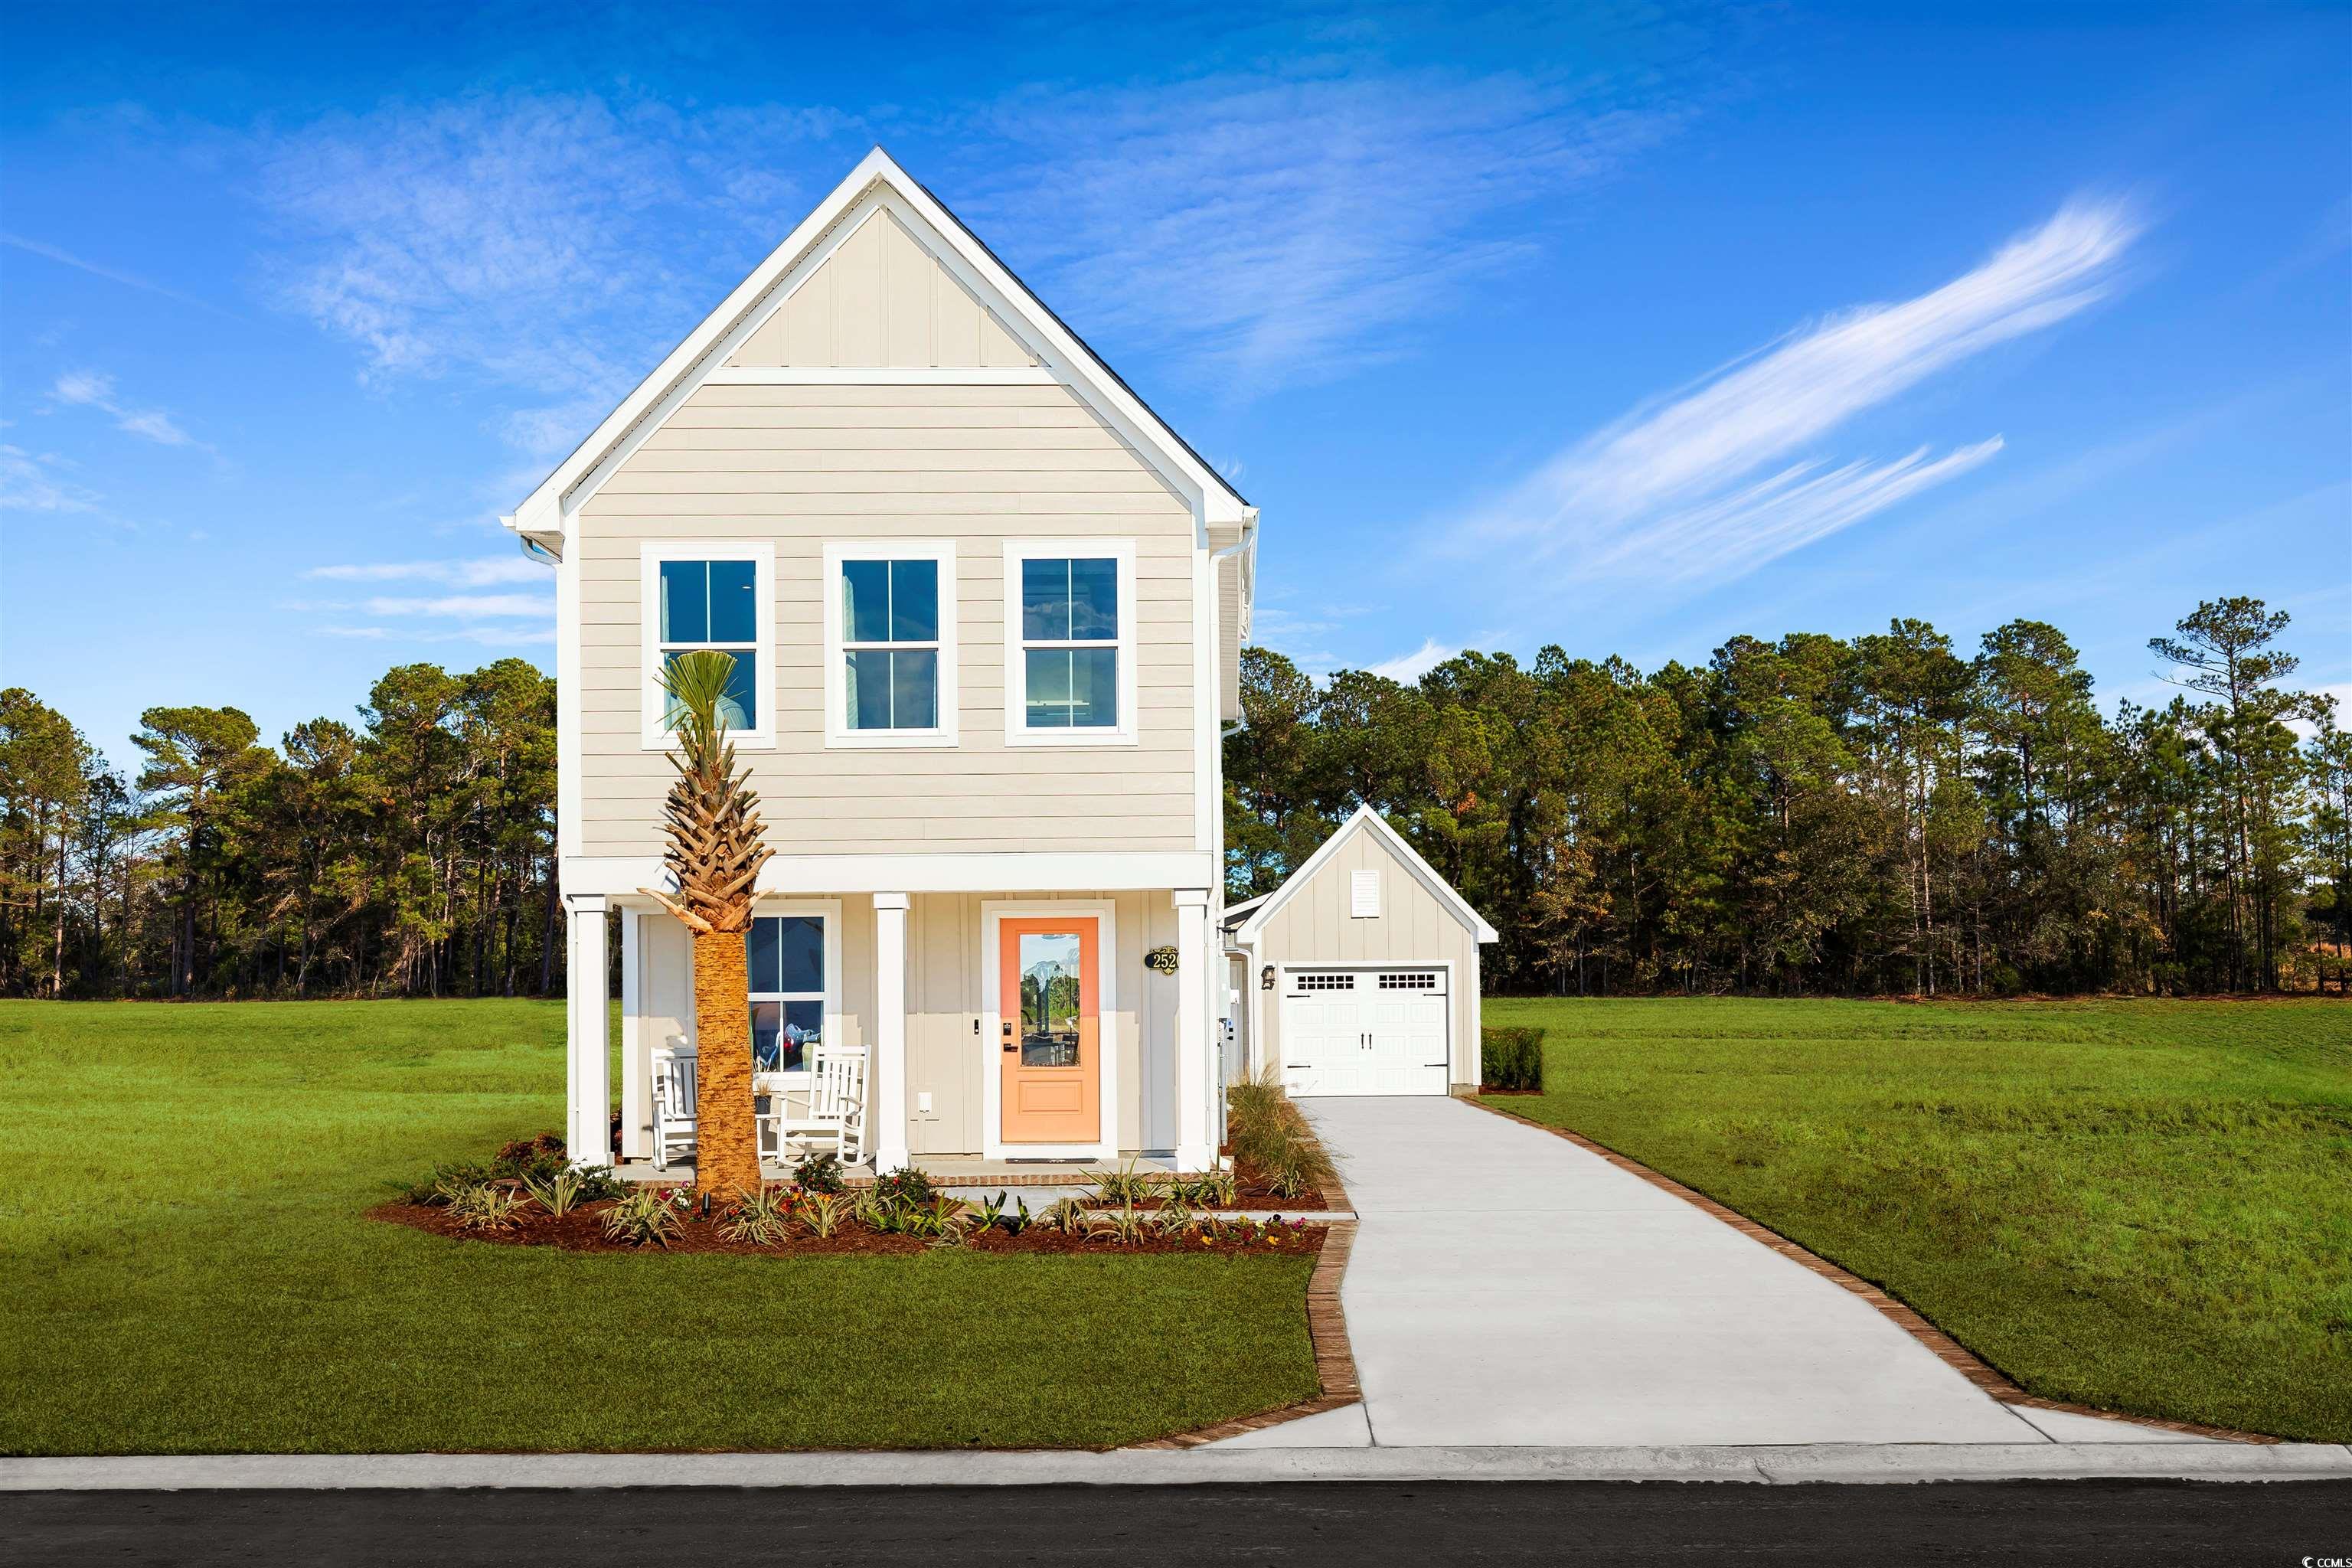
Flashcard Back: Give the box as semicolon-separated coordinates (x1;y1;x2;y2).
1279;968;1450;1096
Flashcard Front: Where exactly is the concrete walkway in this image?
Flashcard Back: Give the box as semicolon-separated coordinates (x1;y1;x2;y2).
1223;1096;2200;1450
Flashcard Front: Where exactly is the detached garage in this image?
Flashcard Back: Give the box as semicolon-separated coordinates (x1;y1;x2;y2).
1224;805;1499;1096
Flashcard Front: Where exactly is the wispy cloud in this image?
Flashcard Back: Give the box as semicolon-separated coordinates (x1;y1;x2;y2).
972;68;1683;396
1;232;239;315
360;593;550;619
1367;637;1460;684
253;90;855;456
308;557;547;587
0;443;108;517
51;370;208;451
322;623;553;646
1470;198;2141;586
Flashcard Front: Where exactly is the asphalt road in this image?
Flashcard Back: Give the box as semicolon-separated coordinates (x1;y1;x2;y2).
6;1481;2347;1566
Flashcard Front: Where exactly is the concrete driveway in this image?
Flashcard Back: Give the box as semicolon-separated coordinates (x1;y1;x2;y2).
1220;1096;2194;1449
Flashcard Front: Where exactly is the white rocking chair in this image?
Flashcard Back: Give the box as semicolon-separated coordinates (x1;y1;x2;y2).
762;1046;867;1167
649;1045;697;1172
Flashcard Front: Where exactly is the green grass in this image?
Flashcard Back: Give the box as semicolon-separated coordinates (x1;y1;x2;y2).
0;999;1316;1455
1481;997;2352;1442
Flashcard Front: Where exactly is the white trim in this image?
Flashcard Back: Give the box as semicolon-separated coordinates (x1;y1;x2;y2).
560;850;1216;898
619;910;645;1160
872;893;910;1173
744;897;848;1088
1000;540;1139;747
1272;959;1461;1096
503;149;1248;541
1234;805;1501;945
1467;945;1483;1089
701;365;1056;386
556;531;582;861
637;541;776;750
563;894;610;1167
979;900;1119;1161
1172;887;1214;1171
821;540;959;749
1193;543;1216;849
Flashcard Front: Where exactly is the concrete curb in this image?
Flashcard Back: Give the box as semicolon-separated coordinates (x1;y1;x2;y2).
4;1443;2348;1491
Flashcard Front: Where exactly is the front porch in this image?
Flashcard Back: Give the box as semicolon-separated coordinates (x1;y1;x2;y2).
610;1152;1179;1187
564;884;1226;1176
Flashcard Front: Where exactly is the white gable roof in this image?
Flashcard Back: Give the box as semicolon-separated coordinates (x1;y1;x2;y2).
1233;805;1500;945
503;146;1252;544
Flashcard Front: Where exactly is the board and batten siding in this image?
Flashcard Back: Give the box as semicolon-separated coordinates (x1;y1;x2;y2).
1253;828;1484;1089
573;381;1200;857
725;206;1038;371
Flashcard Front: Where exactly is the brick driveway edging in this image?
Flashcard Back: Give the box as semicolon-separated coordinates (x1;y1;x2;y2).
1131;1147;1363;1449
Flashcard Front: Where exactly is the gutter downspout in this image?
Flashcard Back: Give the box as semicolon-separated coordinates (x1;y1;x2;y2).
1211;514;1256;739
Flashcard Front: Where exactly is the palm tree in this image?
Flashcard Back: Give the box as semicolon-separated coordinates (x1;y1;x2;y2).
642;651;773;1196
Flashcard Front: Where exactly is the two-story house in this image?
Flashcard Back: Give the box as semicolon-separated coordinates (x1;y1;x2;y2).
508;149;1256;1176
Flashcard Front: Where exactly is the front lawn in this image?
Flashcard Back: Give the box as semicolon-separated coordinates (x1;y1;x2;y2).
1481;997;2352;1442
0;999;1317;1455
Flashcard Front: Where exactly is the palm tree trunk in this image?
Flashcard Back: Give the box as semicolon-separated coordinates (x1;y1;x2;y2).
691;927;762;1195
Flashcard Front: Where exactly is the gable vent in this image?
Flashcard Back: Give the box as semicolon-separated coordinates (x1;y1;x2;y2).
1351;869;1381;919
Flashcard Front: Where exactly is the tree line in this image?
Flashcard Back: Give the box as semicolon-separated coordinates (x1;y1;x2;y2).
1227;597;2350;996
2;596;2344;1001
0;661;560;999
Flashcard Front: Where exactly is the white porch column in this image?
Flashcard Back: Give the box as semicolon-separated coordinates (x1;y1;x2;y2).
564;893;611;1168
1174;888;1214;1171
873;893;911;1173
618;909;648;1160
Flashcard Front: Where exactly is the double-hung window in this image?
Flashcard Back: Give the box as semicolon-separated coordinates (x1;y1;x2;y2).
746;909;835;1074
823;542;956;746
1004;541;1137;744
640;543;773;748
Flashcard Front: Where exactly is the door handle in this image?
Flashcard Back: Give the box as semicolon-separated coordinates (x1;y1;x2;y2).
1002;1021;1015;1053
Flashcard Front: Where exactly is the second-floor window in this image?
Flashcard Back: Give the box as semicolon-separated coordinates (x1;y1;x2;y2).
641;543;773;748
824;542;957;746
1004;542;1137;744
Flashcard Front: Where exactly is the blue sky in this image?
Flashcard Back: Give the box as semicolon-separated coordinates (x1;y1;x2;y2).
4;2;2347;764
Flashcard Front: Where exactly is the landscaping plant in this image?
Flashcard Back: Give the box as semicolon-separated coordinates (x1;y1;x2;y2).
601;1187;685;1249
1086;1203;1152;1246
1480;1025;1546;1091
639;650;776;1198
1083;1155;1160;1206
798;1191;847;1239
870;1168;936;1207
792;1150;846;1195
1040;1196;1090;1235
447;1182;529;1232
720;1186;795;1247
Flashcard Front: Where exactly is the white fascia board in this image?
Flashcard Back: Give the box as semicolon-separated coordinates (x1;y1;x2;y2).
1234;804;1501;945
504;145;1248;541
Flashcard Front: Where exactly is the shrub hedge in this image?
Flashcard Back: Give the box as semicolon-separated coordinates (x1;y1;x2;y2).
1481;1026;1547;1092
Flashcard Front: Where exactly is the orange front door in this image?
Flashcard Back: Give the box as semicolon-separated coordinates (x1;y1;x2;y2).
998;917;1100;1145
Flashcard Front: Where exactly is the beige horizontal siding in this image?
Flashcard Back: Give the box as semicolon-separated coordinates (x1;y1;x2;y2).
575;381;1198;858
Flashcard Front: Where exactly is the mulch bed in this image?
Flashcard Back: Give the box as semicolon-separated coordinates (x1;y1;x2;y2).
373;1200;1328;1259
